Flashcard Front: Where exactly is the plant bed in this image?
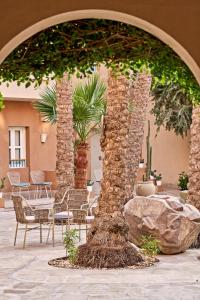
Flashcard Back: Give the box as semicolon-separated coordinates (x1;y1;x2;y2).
48;255;158;270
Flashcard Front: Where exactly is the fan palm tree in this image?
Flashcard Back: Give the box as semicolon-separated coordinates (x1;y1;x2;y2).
34;74;106;188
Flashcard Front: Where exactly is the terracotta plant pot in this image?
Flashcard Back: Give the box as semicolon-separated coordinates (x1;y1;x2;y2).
180;190;188;203
136;181;156;197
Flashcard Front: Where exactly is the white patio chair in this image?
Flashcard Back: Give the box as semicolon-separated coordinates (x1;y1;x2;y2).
7;171;30;199
30;170;52;199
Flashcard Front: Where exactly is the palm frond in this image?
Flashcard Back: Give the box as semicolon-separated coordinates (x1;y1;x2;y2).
33;74;106;141
33;85;57;124
73;74;106;141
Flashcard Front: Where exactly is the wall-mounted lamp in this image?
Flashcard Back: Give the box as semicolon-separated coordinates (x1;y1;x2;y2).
40;133;48;143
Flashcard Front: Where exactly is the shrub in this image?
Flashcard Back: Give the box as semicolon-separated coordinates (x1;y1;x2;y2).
178;171;188;191
140;235;160;256
63;229;79;265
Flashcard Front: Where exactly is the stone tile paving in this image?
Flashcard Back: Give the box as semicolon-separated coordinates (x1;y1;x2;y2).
0;209;200;300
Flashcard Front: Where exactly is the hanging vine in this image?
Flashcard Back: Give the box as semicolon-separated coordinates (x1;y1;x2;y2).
0;19;199;103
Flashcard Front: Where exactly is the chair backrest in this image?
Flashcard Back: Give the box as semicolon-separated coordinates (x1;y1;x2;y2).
30;170;45;184
7;171;20;186
67;189;88;209
12;195;26;223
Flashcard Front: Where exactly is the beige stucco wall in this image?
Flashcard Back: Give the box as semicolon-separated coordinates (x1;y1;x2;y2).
142;103;190;185
0;100;56;191
0;67;190;191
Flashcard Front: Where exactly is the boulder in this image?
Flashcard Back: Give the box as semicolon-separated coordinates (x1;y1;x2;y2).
124;195;200;254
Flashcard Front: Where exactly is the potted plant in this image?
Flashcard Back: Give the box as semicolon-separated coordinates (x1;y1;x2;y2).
178;172;188;202
136;121;156;197
155;174;162;186
87;180;94;192
0;177;6;208
139;158;144;168
150;170;157;180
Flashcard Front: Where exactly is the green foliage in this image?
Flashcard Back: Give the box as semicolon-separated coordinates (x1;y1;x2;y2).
33;85;57;124
63;229;79;265
0;19;200;103
0;92;5;111
155;174;162;181
178;171;189;191
140;235;160;257
152;83;193;137
73;74;106;142
87;180;94;186
34;74;106;142
0;177;6;190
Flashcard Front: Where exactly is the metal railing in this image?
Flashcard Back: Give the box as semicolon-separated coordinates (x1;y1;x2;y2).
9;159;26;168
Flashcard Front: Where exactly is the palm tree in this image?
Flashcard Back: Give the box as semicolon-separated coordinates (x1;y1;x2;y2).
125;72;152;201
76;72;143;268
73;75;106;188
55;75;75;197
188;106;200;211
34;74;106;189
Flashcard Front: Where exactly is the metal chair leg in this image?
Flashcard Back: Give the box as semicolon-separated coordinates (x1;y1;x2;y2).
14;222;19;246
28;188;30;200
45;186;48;199
46;223;51;244
86;224;88;240
49;185;52;198
40;223;42;243
23;224;28;249
78;224;81;242
52;218;55;247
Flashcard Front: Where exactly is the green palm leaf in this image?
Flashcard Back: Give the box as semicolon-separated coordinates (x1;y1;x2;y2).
33;85;57;124
33;74;106;140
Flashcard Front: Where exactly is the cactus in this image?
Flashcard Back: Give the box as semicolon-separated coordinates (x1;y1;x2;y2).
145;120;152;181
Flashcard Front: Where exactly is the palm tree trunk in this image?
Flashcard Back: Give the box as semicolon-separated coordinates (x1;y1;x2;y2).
76;72;143;268
55;75;74;199
188;105;200;210
75;142;88;189
188;105;200;248
125;72;152;201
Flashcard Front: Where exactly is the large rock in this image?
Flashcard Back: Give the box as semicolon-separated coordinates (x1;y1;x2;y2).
124;195;200;254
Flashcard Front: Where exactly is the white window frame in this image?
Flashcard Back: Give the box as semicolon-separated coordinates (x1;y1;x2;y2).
9;127;26;168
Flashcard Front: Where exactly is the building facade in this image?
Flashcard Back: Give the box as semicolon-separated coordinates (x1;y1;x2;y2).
0;74;190;192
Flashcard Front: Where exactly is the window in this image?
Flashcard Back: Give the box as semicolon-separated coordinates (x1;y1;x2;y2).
9;127;26;168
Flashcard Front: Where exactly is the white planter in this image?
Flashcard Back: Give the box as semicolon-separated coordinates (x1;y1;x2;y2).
136;181;156;197
180;190;188;202
150;175;154;180
156;180;162;186
139;163;144;168
87;186;93;192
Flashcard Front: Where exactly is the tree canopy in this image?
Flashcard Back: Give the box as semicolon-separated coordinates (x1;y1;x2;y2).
152;83;192;137
0;19;200;103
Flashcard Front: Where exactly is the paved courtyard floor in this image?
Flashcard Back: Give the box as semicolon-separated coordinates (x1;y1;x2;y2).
0;208;200;300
